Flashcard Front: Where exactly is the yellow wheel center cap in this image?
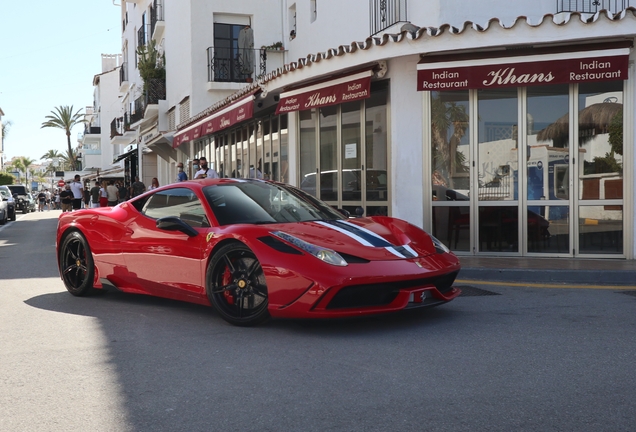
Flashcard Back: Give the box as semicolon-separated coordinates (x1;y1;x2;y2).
238;280;247;289
76;260;81;267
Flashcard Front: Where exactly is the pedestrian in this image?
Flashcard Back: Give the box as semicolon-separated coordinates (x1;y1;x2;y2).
176;162;187;182
106;180;119;206
99;181;108;207
37;190;46;212
70;175;84;211
54;189;61;210
131;176;146;197
83;185;91;208
44;189;52;210
194;156;219;179
60;185;73;212
148;177;160;191
90;181;100;208
117;181;129;203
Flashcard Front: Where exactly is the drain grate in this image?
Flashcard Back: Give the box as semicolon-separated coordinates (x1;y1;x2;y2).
619;290;636;297
455;285;501;297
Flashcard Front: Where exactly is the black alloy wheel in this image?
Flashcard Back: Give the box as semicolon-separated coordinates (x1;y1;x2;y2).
59;231;95;296
206;243;269;326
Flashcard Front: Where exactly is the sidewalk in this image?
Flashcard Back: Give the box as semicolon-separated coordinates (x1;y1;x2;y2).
457;256;636;286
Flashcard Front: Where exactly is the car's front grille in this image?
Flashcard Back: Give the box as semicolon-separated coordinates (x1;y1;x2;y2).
326;271;458;309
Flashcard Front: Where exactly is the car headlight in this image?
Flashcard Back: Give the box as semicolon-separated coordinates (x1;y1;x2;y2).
272;231;347;266
431;235;451;254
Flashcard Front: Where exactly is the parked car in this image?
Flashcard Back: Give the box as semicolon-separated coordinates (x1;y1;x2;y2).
7;184;34;214
0;190;8;225
0;186;16;221
56;178;461;326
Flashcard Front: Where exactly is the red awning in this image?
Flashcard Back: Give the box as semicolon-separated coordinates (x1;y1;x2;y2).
417;47;630;91
276;70;373;114
173;94;255;148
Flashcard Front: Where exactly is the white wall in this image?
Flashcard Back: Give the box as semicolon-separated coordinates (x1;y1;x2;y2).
387;55;424;227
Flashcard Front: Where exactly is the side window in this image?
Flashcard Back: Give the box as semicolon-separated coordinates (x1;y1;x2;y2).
141;188;210;228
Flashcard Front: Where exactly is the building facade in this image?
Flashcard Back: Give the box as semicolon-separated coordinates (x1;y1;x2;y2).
91;1;635;259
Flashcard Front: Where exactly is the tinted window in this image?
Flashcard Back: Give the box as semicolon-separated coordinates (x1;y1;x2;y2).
141;188;210;228
8;185;28;195
203;181;344;226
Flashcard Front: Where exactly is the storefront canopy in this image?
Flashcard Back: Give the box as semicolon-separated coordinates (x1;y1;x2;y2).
417;45;630;91
275;70;373;114
173;94;256;148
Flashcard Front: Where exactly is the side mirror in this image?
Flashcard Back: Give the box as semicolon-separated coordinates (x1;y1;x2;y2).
337;208;350;218
156;216;199;237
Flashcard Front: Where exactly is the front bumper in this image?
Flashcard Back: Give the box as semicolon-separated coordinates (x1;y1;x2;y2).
268;253;461;319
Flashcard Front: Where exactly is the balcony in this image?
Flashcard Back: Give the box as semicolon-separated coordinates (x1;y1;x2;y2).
370;0;408;36
151;0;165;41
84;126;101;135
130;97;145;124
556;0;631;14
138;24;150;49
207;47;268;83
120;62;130;91
110;117;122;139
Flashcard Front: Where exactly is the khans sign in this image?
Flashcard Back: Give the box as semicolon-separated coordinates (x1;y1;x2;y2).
417;54;629;91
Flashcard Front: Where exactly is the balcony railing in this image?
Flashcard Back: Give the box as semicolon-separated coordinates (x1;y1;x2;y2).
137;24;150;49
556;0;631;13
130;97;144;124
207;47;268;83
145;78;166;105
150;0;164;36
120;62;129;85
110;118;122;139
84;126;101;135
370;0;408;36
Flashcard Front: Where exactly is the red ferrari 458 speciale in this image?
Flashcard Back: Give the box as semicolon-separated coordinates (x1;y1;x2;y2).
56;179;461;326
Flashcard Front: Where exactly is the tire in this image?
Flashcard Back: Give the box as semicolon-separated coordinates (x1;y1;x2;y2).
206;243;269;326
0;210;6;225
59;231;95;296
9;209;16;221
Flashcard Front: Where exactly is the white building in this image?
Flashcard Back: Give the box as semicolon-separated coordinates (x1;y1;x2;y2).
80;54;125;182
94;0;636;260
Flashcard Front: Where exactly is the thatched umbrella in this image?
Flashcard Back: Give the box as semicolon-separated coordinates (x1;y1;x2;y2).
536;102;622;147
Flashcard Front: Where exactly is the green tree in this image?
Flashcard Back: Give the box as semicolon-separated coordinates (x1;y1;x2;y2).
10;156;36;186
0;173;14;185
137;40;165;93
41;106;86;170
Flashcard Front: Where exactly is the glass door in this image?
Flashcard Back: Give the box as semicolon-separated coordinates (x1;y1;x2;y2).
524;84;572;255
476;88;520;253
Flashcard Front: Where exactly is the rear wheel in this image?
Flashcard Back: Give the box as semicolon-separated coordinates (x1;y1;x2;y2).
59;231;95;296
206;243;269;326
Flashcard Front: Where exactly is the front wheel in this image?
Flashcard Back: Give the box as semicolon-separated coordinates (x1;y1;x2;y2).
206;243;269;326
59;231;95;296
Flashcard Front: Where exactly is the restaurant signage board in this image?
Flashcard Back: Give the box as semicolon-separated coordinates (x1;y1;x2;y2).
276;71;372;114
173;96;254;148
417;51;629;91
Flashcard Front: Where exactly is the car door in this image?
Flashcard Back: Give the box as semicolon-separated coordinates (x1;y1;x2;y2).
120;187;210;301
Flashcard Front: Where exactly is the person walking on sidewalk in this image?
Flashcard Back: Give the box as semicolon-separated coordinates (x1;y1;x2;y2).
70;175;84;211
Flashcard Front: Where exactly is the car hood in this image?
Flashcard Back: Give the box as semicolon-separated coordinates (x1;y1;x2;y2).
259;217;438;261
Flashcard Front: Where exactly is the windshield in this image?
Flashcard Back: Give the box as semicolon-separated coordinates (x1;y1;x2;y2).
203;181;345;226
8;185;28;195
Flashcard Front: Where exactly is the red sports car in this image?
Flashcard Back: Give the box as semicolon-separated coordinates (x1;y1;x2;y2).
56;179;461;326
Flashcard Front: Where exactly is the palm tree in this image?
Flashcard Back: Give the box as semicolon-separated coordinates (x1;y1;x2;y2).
41;106;86;170
431;94;469;188
11;157;36;186
60;149;78;171
41;149;63;161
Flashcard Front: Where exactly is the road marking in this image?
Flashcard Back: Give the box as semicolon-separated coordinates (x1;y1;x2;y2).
456;279;636;290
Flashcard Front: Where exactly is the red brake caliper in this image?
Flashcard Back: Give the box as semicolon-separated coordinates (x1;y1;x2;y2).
222;266;235;305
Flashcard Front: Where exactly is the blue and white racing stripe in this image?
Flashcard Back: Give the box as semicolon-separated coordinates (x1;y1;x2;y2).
315;220;417;259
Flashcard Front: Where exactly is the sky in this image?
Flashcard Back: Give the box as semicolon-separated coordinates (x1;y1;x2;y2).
0;1;122;165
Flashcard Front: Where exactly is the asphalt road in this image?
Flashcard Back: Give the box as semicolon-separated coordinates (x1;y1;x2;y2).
1;210;635;432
